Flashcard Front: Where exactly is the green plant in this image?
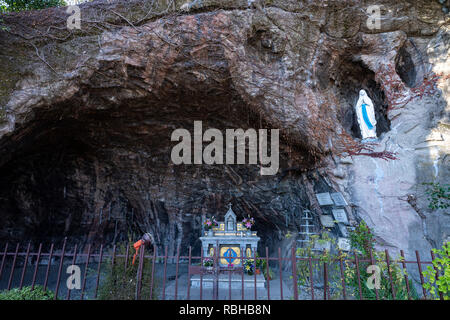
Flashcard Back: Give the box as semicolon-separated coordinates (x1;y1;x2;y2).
97;243;159;300
423;242;450;300
345;222;418;300
0;0;66;12
0;285;55;300
423;182;450;210
203;257;213;267
349;221;374;256
294;223;418;300
243;258;255;275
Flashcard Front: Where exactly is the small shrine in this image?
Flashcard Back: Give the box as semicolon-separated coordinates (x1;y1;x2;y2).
200;204;260;267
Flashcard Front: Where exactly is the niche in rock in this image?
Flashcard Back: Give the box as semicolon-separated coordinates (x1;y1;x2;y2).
333;59;391;139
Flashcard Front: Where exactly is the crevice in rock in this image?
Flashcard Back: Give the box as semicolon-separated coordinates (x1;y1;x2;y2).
395;39;426;88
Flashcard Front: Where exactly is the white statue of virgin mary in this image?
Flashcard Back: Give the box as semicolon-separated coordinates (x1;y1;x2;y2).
355;89;377;140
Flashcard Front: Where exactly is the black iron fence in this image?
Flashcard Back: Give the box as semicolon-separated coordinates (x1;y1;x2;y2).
0;238;444;300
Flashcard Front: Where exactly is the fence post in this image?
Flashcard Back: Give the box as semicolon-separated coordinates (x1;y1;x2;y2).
93;244;104;299
162;246;168;300
150;245;157;300
266;247;270;300
415;250;427;299
400;250;411;300
368;245;379;300
54;237;67;300
0;243;8;282
66;243;78;300
338;250;347;300
19;242;31;290
7;243;19;291
175;245;180;300
291;247;298;300
354;251;363;300
430;250;444;300
278;247;283;300
136;244;145;300
31;243;42;291
80;244;91;300
384;249;395;300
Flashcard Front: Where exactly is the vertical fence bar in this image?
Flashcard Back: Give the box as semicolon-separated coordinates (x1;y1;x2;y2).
162;246;168;300
31;243;42;290
7;243;20;290
415;250;427;299
94;244;104;299
265;247;270;300
43;243;54;291
54;237;67;300
150;246;157;300
229;264;232;300
431;250;444;300
66;244;78;300
338;250;347;300
111;244;116;268
354;251;363;300
291;247;298;300
213;244;218;300
368;246;379;300
241;248;244;300
323;258;328;300
124;244;130;271
400;250;411;300
200;248;203;300
254;249;257;300
187;246;191;300
278;247;283;300
19;242;31;289
0;243;9;282
175;245;180;300
136;244;145;300
308;256;315;300
384;249;395;300
80;244;91;300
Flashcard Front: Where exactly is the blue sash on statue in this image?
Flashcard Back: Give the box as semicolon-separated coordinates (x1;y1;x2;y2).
361;103;374;130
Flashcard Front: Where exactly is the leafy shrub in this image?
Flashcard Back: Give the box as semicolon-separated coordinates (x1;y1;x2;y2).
97;243;159;300
345;222;418;300
0;285;55;300
423;182;450;210
295;223;418;300
0;0;66;13
423;242;450;300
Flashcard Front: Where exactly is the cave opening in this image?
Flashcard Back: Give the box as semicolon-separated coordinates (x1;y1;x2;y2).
0;86;320;255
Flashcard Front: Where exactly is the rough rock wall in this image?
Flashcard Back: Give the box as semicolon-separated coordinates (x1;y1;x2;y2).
0;0;448;260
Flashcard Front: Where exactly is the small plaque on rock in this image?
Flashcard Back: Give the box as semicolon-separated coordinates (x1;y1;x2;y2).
319;215;335;228
338;237;351;251
330;192;348;206
316;192;334;206
332;208;349;225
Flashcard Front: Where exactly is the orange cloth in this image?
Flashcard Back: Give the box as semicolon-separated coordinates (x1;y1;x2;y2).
132;239;145;265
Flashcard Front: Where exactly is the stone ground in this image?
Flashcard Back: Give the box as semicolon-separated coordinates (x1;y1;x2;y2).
164;273;293;300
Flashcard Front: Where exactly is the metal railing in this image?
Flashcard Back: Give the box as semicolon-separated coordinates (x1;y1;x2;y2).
0;238;444;300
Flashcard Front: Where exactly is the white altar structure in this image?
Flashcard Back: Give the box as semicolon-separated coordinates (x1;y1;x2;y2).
200;205;260;267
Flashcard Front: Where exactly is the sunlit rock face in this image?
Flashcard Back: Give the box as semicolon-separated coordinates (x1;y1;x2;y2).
0;0;448;259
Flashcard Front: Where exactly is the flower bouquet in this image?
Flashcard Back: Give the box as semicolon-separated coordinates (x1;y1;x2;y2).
242;216;255;230
203;257;214;267
203;216;218;231
243;259;255;275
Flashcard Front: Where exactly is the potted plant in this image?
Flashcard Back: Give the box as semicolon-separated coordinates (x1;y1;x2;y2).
243;259;255;275
203;216;218;236
203;258;214;270
242;216;255;236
